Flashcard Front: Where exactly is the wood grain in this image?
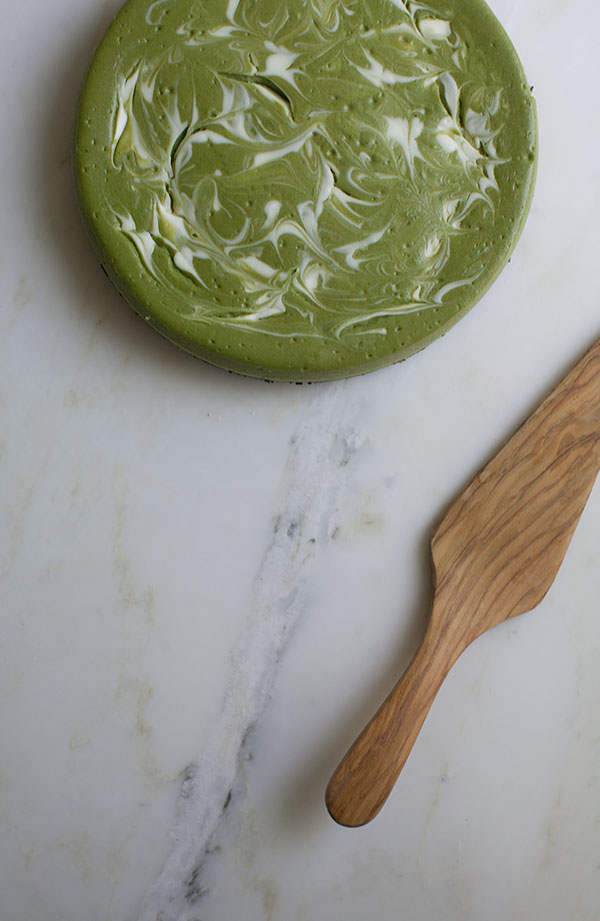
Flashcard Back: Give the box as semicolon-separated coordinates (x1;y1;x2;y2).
326;338;600;827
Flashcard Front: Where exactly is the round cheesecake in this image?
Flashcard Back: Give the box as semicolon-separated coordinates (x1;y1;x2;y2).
74;0;537;381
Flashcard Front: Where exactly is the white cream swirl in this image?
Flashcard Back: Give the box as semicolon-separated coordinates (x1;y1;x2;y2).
105;0;520;343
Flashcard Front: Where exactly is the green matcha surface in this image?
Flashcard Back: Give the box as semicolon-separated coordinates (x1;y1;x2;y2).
75;0;537;381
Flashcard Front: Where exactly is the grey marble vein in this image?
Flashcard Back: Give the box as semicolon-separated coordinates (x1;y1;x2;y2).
136;381;363;921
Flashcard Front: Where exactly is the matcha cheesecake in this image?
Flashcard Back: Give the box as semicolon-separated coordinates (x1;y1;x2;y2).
74;0;537;381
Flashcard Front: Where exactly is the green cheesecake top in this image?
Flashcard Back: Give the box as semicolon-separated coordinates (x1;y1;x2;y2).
75;0;537;381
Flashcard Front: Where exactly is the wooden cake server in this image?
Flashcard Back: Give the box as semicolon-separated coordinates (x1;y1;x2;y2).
326;338;600;827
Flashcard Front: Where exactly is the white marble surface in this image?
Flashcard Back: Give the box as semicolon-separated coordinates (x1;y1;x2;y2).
2;1;600;919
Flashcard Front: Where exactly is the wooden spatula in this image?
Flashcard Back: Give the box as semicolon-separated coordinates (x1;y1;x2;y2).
326;338;600;827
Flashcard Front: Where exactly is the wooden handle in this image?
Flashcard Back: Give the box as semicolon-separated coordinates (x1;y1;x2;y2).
326;615;464;827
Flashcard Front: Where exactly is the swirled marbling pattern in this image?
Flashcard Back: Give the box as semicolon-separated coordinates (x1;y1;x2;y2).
75;0;536;379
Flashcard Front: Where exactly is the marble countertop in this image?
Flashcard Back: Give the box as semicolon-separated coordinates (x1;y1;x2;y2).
2;1;600;918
